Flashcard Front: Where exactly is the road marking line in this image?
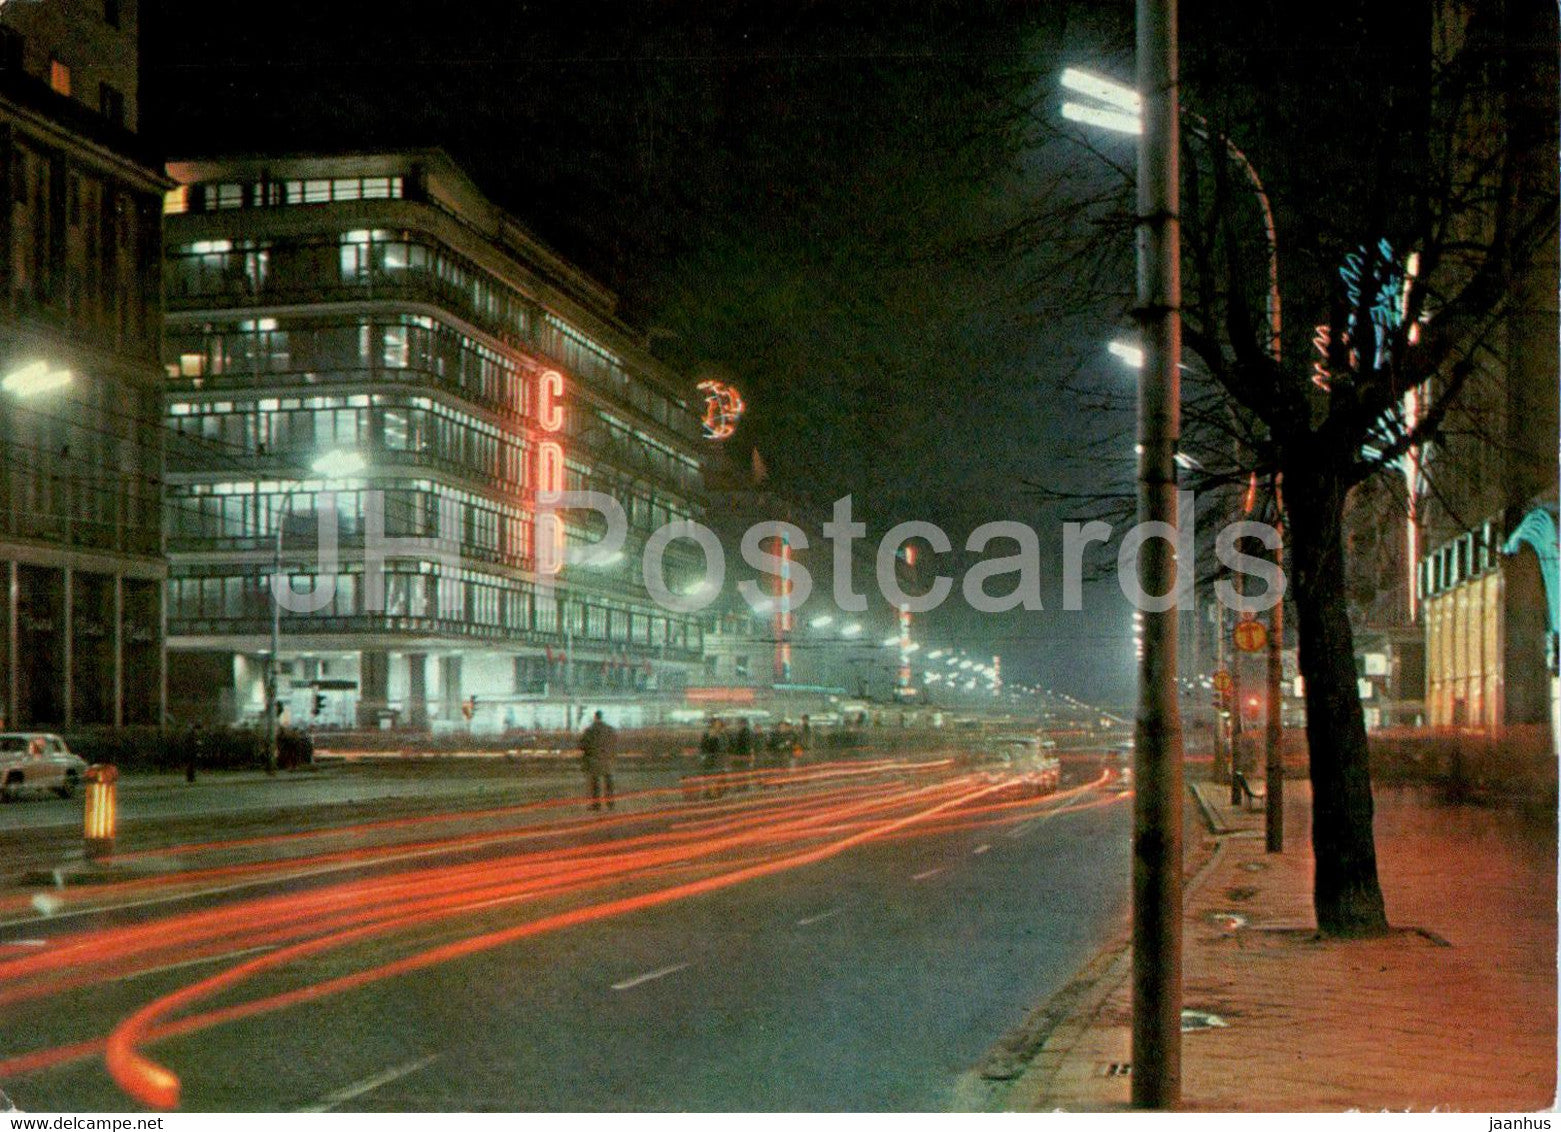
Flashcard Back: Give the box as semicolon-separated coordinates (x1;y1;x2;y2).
912;867;944;881
972;844;991;855
297;1054;440;1113
611;962;690;991
115;944;277;983
796;908;841;926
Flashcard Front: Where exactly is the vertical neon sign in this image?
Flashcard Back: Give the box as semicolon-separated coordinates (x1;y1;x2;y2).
536;369;566;574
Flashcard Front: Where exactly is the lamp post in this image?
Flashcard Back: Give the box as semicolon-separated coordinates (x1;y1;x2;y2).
1075;63;1287;856
1062;30;1183;1103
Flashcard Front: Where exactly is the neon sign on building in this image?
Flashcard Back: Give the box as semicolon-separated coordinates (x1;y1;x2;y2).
697;379;745;441
536;368;566;574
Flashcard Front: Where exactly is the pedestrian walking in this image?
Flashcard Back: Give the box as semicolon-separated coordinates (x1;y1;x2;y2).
697;717;728;798
730;717;755;787
579;710;617;811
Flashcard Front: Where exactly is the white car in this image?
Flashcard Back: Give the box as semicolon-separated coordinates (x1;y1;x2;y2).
0;733;88;801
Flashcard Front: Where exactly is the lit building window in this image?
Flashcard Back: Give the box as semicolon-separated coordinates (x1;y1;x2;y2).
49;59;70;96
164;186;189;215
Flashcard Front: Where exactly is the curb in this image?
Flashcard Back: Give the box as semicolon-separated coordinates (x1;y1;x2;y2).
960;780;1231;1112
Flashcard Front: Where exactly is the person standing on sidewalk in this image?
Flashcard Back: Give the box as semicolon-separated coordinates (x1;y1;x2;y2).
579;710;617;811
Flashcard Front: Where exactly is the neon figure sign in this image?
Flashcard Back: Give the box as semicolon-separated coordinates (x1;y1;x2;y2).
697;379;745;441
1312;240;1420;390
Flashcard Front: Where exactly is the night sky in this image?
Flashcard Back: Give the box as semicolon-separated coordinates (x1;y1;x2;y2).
140;1;1173;704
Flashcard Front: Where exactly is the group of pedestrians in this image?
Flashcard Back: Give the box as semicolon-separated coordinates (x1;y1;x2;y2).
694;715;810;797
576;710;816;811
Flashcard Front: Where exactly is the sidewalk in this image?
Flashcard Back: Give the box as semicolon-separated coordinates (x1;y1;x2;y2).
1004;776;1557;1111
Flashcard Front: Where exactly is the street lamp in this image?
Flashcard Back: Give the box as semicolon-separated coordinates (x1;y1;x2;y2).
1062;50;1184;1108
3;361;73;398
1077;64;1288;856
1067;68;1281;362
1060;67;1143;134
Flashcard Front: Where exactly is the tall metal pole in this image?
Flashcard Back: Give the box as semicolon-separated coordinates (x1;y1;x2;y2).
1132;0;1183;1109
1265;492;1285;851
1232;135;1286;856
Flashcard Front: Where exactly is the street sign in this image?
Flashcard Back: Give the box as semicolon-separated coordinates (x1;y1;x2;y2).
1212;669;1233;694
1234;618;1268;653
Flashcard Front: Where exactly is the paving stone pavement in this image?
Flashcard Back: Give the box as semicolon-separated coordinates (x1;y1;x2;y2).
1006;776;1557;1112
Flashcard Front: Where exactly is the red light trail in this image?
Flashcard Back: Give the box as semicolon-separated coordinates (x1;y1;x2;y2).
0;758;1120;1108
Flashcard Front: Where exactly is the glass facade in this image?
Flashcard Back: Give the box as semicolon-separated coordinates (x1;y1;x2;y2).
163;156;708;725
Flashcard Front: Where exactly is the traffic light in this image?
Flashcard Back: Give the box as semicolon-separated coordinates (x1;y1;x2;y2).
312;693;326;717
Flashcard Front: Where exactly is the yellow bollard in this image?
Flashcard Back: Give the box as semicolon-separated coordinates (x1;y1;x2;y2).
84;764;117;861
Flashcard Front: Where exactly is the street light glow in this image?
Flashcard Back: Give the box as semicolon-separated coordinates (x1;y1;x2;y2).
1060;102;1142;136
3;361;73;398
1109;340;1144;368
1060;67;1141;113
840;623;863;638
810;614;834;628
311;449;367;477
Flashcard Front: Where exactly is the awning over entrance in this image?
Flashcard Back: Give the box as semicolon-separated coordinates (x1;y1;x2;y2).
1503;505;1560;636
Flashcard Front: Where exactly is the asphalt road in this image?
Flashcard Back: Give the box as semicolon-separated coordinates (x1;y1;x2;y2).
0;754;1131;1112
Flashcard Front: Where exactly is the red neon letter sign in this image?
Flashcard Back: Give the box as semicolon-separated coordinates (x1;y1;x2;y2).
536;368;566;574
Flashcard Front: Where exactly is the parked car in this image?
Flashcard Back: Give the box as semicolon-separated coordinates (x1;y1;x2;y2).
0;733;89;801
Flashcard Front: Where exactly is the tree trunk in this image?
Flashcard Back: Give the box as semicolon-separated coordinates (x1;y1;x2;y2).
1283;459;1390;936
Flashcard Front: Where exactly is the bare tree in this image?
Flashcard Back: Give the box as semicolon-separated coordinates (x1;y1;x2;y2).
1169;0;1559;934
1014;0;1557;935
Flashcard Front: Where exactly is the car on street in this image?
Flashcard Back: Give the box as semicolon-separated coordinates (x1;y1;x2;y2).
980;734;1062;798
0;733;88;801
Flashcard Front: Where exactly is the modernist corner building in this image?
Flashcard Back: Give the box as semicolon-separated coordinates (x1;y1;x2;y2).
0;0;167;730
162;151;709;732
